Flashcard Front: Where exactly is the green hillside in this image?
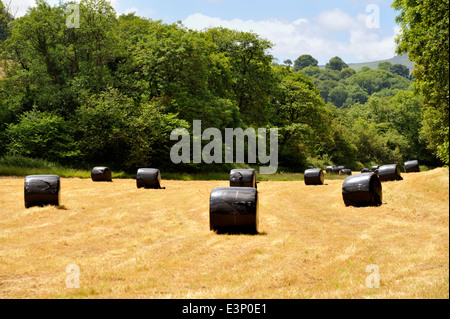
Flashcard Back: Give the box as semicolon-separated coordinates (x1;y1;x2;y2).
319;54;414;73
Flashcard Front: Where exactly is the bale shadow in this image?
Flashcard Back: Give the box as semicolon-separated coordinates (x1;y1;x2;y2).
213;227;268;236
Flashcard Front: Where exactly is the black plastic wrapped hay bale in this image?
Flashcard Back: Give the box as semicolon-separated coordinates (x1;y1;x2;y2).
378;164;403;182
361;168;372;173
24;175;60;208
404;160;420;173
340;168;352;175
325;166;334;174
210;187;258;234
91;167;112;182
136;168;163;189
331;166;342;174
304;168;324;185
230;169;257;188
342;173;382;207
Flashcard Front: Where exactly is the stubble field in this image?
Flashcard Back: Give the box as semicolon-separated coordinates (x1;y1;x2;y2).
0;168;448;299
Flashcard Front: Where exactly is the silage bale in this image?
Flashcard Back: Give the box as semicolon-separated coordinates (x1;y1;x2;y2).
371;166;379;174
24;175;60;208
378;164;403;182
404;160;420;173
340;168;352;175
304;168;324;185
342;173;382;207
325;166;334;174
361;168;372;173
331;166;342;174
210;187;258;234
230;169;257;188
91;167;112;182
136;168;163;189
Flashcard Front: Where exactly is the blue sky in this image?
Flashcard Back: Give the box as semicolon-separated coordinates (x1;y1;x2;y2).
12;0;402;64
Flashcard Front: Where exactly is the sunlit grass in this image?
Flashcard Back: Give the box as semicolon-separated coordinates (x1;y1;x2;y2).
0;167;447;298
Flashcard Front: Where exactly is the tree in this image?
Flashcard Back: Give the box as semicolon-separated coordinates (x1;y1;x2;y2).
339;67;356;80
0;0;13;41
389;63;410;78
293;54;318;71
300;65;320;78
329;85;348;108
378;61;392;71
325;56;348;71
1;0;123;115
393;0;449;164
204;27;276;126
270;69;332;168
6;110;79;162
283;59;292;66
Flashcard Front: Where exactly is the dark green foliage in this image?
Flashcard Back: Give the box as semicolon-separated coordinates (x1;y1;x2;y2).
0;0;445;173
6;110;79;162
393;0;449;163
293;54;318;71
0;0;13;41
326;56;348;71
389;64;410;78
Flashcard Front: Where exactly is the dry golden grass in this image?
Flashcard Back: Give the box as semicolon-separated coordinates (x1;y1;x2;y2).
0;168;448;299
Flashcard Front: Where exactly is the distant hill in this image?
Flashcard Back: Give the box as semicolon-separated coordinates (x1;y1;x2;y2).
319;54;415;73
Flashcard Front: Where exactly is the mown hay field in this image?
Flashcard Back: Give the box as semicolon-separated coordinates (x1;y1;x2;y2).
0;168;448;299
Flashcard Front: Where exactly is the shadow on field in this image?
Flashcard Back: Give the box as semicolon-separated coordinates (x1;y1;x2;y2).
213;228;268;236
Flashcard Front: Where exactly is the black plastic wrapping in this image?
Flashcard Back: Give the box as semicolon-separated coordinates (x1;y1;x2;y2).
340;168;352;175
229;169;257;188
325;166;334;174
136;168;162;189
404;160;420;173
210;187;258;234
342;173;382;207
378;164;403;182
371;165;379;172
304;168;324;185
91;167;112;182
361;168;372;173
24;175;60;208
331;166;342;174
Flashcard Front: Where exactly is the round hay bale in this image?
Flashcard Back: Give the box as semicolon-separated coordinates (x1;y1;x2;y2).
230;169;257;188
210;187;258;234
371;165;380;172
361;168;372;173
342;173;382;207
378;164;403;182
340;168;352;175
331;166;342;174
325;166;334;174
91;167;112;182
304;168;324;185
136;168;163;189
404;160;420;173
24;175;60;208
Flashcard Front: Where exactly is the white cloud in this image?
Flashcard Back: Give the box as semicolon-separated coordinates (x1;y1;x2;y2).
183;10;398;64
9;0;121;17
8;0;35;17
123;6;139;15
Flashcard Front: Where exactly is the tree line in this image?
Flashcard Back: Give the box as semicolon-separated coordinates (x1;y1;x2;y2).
0;0;447;174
